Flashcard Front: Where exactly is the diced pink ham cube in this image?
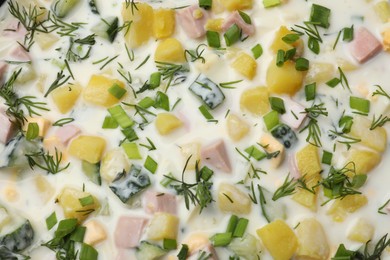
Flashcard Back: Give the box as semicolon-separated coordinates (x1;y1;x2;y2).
288;154;300;179
280;98;306;130
350;27;382;63
222;11;255;36
10;46;31;62
188;244;219;260
114;216;148;248
115;249;137;260
201;139;231;173
143;190;177;215
0;61;8;82
55;125;80;145
177;5;210;38
2;20;27;40
0;111;16;144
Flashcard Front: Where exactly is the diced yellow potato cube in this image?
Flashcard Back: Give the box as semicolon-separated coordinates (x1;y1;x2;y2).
292;174;320;211
270;26;304;54
347;218;374;243
153;8;175;39
23;117;50;137
231;53;257;80
100;148;131;182
122;2;154;48
256;219;298;260
347;148;381;174
349;115;387;153
383;28;390;51
219;0;253;11
226;114;250;141
84;220;107;245
327;194;368;222
84;75;125;107
296;144;322;176
184;233;210;254
52;83;81;114
155;113;183;135
205;18;224;31
34;175;55;203
4;185;18;202
147;212;179;240
296;218;330;260
154;38;186;63
305;62;335;84
68;136;106;164
180;142;201;170
218;183;251;214
57;187;100;223
35;32;59;50
267;59;304;96
337;58;358;71
240;87;270;115
374;1;390;23
259;134;285;168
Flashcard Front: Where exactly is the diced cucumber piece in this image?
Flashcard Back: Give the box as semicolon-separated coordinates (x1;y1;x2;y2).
271;124;297;149
0;220;34;252
51;0;80;18
189;74;225;109
135;241;167;260
82;160;101;185
228;234;261;260
0;134;41;169
88;0;99;14
109;165;151;203
92;17;119;43
259;186;286;223
0;245;29;260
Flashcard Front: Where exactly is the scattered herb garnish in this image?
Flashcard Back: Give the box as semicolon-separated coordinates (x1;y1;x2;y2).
184;44;206;63
300;103;328;147
44;70;71;97
26;148;70;174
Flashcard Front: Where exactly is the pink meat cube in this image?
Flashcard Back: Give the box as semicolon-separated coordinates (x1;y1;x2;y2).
10;46;31;62
177;5;210;38
201;139;231;173
143;190;177;215
222;11;255;36
2;20;27;40
0;62;8;82
288;154;300;179
0;111;16;144
280;98;306;130
55;125;80;145
350;27;382;63
114;216;148;248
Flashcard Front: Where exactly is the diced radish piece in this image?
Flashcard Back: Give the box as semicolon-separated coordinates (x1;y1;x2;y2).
143;190;177;215
201;139;231;173
350;27;382;63
114;216;148;248
280;98;306;130
222;11;255;36
0;111;16;144
177;5;210;39
55;125;81;145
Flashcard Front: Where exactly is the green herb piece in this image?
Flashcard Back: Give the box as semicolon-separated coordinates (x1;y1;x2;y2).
198;105;214;120
238;11;251;24
269;97;286;114
53;118;75;127
339;115;353;133
224;24;241;46
26;148;70;174
184;44;206;63
210;232;232;247
321;150;333;165
163;238;177;250
305;83;316;101
329;130;361;150
160;172;174;188
263;110;279;131
300;103;328;147
326;77;340;88
139;137;156;151
219;79;242;89
372;85;390;99
122;142;142;159
199;0;212;9
135;55;150;70
138;97;155;109
206;31;221;48
155;61;189;90
108;105;134;128
102;116;118;129
233;218;248;238
149;72;161;88
70;226;86;242
44;70;71;97
121;127;138;142
282;33;300;44
295;57;309;71
310;4;331;28
292;22;322;54
272;173;297;201
276;49;285;67
79;243;98;260
251;43;263;59
226;215;239;233
108;83;127;99
79;195;94;207
350;96;370;114
343;25;354;42
144;156;158;174
26;122;39;140
378;199;390;215
177;244;189;260
46;212;57;230
244;145;266;161
155;91;170;111
263;0;281;8
370;114;390;130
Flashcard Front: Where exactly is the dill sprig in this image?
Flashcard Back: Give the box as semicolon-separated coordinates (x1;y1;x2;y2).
291;21;322;54
66;38;92;62
46;12;85;37
155;61;189;90
300;103;328;147
44;70;71;97
372;85;390;99
370;114;390;130
164;158;214;213
26;148;70;174
125;0;138;14
328;130;361;150
272;173;297;201
184;44;206;63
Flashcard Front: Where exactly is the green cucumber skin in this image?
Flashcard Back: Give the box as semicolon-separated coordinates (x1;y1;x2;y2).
0;245;30;260
51;0;80;18
0;220;34;252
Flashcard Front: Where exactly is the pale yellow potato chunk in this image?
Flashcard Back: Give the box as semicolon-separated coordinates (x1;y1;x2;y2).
147;212;179;240
84;75;125;107
347;218;374;243
347;148;381;174
155;113;183;135
153;8;175;39
219;0;253;11
154;38;186;63
68;136;106;164
51;83;81;113
231;53;257;80
218;183;251;214
226;114;250;141
240;87;270;115
267;59;304;96
327;194;368;222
